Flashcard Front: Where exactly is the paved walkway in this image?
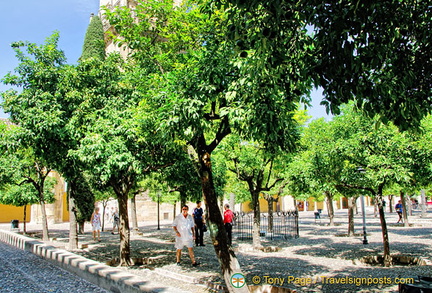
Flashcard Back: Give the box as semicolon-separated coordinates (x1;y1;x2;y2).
0;241;109;293
1;206;432;292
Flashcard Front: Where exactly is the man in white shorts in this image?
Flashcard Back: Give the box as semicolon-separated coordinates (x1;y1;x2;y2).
173;205;199;266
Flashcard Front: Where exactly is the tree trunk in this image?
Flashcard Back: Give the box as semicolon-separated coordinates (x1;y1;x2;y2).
130;194;139;232
78;221;85;234
388;194;394;213
118;194;132;266
198;149;249;293
251;191;262;250
325;192;335;226
374;203;378;217
267;198;274;233
68;188;78;250
376;194;391;266
102;200;110;232
400;191;409;227
421;189;427;218
23;205;27;234
39;199;50;241
347;196;356;236
180;191;187;207
173;201;177;221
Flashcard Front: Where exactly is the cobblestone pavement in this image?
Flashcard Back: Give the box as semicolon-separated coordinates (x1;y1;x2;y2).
0;241;109;293
1;207;432;292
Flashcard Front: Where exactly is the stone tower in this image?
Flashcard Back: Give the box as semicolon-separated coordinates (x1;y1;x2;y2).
99;0;182;56
98;0;137;56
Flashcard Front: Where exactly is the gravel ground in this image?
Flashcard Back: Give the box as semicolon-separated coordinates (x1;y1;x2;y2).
0;241;110;293
1;207;432;293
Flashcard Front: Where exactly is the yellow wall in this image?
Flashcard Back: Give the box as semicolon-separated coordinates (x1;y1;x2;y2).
239;195;279;213
62;192;69;222
0;204;31;223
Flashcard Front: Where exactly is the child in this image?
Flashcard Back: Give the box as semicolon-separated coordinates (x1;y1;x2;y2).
91;207;102;242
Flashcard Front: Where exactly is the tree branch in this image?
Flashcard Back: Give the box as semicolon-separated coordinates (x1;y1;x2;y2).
208;116;231;153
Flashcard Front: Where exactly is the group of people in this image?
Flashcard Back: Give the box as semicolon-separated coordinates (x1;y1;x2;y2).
90;200;234;265
172;201;234;266
89;206;120;242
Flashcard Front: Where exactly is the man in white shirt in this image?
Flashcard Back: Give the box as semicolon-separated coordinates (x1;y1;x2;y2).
173;205;199;266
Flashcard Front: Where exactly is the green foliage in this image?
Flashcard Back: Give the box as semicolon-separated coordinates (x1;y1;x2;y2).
0;122;56;207
68;174;95;222
210;0;432;130
80;15;105;61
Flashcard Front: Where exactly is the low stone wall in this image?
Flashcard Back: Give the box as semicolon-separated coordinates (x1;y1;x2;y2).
0;229;186;293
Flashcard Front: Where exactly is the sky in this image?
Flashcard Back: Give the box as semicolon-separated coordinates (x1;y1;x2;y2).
0;0;331;121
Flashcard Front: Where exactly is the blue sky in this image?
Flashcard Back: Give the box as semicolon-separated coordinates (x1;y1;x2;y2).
0;0;99;118
0;0;331;121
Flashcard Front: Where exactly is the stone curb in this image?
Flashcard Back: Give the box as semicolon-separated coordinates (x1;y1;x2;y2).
0;229;188;293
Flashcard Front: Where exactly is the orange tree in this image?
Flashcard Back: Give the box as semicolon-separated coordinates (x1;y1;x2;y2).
103;0;312;290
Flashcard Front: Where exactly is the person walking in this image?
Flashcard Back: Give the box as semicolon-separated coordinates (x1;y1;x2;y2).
395;200;403;223
193;201;205;246
173;205;199;266
223;204;234;246
111;207;120;235
90;207;102;242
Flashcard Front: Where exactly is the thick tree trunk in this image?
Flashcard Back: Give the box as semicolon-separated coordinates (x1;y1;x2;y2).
400;191;409;227
198;150;249;293
325;192;335;226
68;190;79;250
347;196;356;236
130;194;139;232
118;194;132;266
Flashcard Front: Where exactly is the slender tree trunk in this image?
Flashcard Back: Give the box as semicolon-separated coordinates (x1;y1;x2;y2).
347;196;356;236
68;188;79;250
180;191;187;207
101;200;109;232
118;193;132;266
267;198;274;233
39;199;50;241
23;205;27;234
78;222;85;234
400;191;409;227
198;149;249;293
376;194;391;266
325;192;335;226
421;189;427;218
251;191;262;250
130;194;139;232
173;201;177;221
389;195;394;213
